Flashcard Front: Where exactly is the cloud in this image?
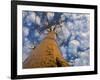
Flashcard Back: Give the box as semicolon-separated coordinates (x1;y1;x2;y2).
34;30;46;42
62;13;72;18
23;38;32;62
55;22;70;42
44;29;48;34
22;11;28;18
56;13;90;66
55;26;62;33
68;40;80;56
29;12;36;22
25;12;36;26
79;50;89;59
78;14;90;33
36;16;41;25
39;32;46;41
60;22;70;40
47;12;54;21
57;31;65;42
73;58;82;66
69;40;80;46
34;30;40;37
66;21;74;31
23;46;31;62
25;12;42;26
73;50;90;66
61;14;66;21
60;46;67;59
78;32;90;49
23;27;29;37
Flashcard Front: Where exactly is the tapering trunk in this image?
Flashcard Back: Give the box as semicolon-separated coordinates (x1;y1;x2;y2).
23;31;69;68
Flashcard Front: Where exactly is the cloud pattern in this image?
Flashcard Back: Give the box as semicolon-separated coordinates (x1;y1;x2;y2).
22;11;90;66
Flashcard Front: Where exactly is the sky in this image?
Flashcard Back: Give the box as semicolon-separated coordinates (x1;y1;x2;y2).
22;10;90;66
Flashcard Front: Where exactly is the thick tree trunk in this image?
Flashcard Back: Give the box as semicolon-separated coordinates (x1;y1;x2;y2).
23;31;69;68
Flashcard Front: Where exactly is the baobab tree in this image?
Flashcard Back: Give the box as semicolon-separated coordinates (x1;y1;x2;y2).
23;11;90;66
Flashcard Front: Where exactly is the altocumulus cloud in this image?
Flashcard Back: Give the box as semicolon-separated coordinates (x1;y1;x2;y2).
22;11;90;66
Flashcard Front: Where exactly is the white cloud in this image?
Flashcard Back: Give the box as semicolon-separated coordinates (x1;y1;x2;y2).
73;20;81;30
47;12;54;21
61;22;70;40
68;40;80;56
79;15;90;33
60;46;67;59
34;30;40;37
26;12;41;25
23;27;29;37
66;21;74;30
23;38;33;62
55;22;71;42
36;16;41;25
39;33;46;41
62;13;72;18
22;11;28;18
61;13;79;22
74;58;82;66
25;12;38;25
44;29;48;34
72;14;78;19
22;52;29;62
61;14;66;21
55;25;62;33
73;50;90;66
23;46;31;62
57;31;65;41
30;12;36;22
79;51;89;59
69;40;80;47
78;32;90;49
58;13;90;66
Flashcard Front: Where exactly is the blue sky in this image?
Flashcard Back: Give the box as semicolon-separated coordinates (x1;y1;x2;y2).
22;11;90;66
